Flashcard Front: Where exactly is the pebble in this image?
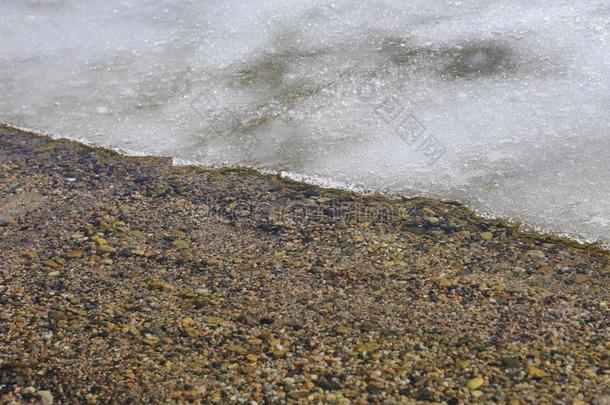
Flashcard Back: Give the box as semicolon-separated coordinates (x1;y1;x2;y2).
354;342;381;353
537;265;554;275
96;244;116;254
439;278;454;287
24;250;39;260
282;377;295;386
148;280;174;291
527;250;546;258
37;390;53;405
480;232;493;240
288;389;310;400
172;239;190;249
467;377;485;390
574;274;589;283
41;259;59;269
471;390;484;398
501;357;521;369
527;365;547;378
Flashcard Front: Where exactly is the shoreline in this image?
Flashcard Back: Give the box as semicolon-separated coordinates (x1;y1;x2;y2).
2;123;607;255
0;126;608;403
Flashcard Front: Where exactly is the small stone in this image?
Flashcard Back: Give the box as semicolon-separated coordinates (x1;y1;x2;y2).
506;284;523;293
181;316;195;327
246;354;258;362
467;377;485;390
24;250;39;260
64;250;85;258
458;359;471;368
206;258;223;267
471;390;484;398
354;342;380;353
91;236;107;245
172;239;190;249
247;337;263;346
49;310;67;321
173;230;187;238
227;344;247;355
47;271;61;277
574;274;589;284
500;357;521;369
97;244;116;254
38;390;53;405
179;289;197;299
271;349;287;358
142;336;159;346
537;265;553;275
288;389;310;400
131;248;147;256
367;381;384;394
527;365;546;378
282;377;296;386
148;280;174;291
41;259;59;269
202;316;223;325
439;278;454;287
195;288;210;295
527;250;545;258
334;325;350;335
479;231;493;240
259;317;275;325
494;283;506;292
128;325;141;336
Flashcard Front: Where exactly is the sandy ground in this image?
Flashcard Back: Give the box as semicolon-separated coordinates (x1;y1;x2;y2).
0;126;608;404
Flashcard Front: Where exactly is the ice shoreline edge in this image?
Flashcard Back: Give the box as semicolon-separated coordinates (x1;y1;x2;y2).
2;122;608;255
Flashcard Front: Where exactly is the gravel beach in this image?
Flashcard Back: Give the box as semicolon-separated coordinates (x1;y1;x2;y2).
0;126;608;404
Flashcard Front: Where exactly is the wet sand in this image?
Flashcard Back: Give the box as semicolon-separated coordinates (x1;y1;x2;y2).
0;125;608;404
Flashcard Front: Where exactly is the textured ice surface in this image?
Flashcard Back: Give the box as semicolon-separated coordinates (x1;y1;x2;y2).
1;0;609;246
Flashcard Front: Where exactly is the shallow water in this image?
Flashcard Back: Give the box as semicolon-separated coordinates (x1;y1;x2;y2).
1;0;609;246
